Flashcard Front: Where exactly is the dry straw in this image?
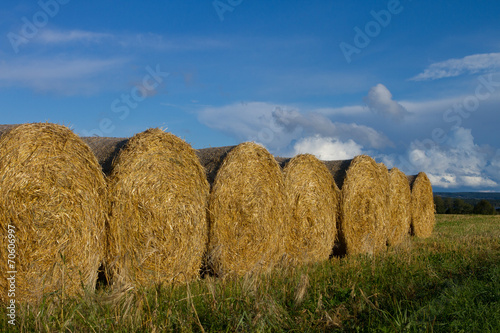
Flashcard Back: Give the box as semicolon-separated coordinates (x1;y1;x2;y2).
283;154;339;264
407;172;435;238
207;142;287;276
324;155;389;256
378;163;391;244
387;168;411;246
195;146;236;187
0;123;107;303
106;128;209;287
81;137;128;175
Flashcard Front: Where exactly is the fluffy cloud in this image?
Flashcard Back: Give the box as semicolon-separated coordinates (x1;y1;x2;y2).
403;127;498;189
293;136;363;160
363;84;410;120
410;52;500;81
272;107;392;149
198;99;500;190
197;102;392;155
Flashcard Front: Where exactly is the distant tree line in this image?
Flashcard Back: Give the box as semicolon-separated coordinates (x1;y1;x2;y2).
434;196;497;215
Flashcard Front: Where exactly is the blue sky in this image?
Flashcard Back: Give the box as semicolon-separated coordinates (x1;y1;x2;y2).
1;0;500;191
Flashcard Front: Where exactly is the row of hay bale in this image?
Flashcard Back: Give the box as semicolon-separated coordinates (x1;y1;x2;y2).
0;123;434;304
197;144;435;273
0;123;209;303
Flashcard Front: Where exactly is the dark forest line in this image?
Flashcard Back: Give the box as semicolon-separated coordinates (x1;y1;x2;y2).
433;193;499;215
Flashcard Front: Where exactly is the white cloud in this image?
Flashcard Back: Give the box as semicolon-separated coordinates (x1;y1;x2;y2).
363;84;410;120
293;136;363;160
271;107;392;149
404;127;498;189
198;102;298;151
399;96;464;115
410;52;500;81
314;105;368;116
32;29;228;51
0;58;126;80
36;29;112;44
0;57;129;94
197;102;392;155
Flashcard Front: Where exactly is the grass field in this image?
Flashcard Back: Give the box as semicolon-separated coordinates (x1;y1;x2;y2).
2;214;499;332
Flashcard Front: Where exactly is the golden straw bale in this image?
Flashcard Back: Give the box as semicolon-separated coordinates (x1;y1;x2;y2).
387;168;411;246
378;163;391;245
324;155;389;256
0;123;107;303
107;128;209;287
207;142;287;276
407;172;435;238
283;154;340;264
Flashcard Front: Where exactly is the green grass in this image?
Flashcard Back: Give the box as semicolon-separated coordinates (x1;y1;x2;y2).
2;215;499;332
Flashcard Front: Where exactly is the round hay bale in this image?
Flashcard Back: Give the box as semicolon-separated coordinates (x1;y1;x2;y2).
324;155;389;256
283;154;340;264
387;168;411;246
0;123;107;303
407;172;435;238
207;142;287;276
107;128;209;287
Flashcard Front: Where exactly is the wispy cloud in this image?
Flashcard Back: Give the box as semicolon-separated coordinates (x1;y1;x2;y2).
314;105;368;116
410;52;500;81
31;28;228;51
115;33;229;51
0;57;129;94
36;29;113;44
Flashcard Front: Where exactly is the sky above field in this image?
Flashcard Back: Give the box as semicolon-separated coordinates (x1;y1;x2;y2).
1;0;500;191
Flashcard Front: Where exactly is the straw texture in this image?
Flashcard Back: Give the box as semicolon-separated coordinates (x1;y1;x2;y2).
0;123;107;303
195;146;236;187
207;142;287;276
324;155;389;255
407;172;435;238
378;163;391;245
106;128;209;287
283;154;340;264
387;168;411;246
81;137;128;175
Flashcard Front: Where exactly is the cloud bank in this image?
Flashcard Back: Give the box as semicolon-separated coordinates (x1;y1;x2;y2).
403;127;498;188
197;101;391;156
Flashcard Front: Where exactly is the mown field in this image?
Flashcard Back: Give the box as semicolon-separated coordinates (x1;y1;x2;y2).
1;214;499;332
